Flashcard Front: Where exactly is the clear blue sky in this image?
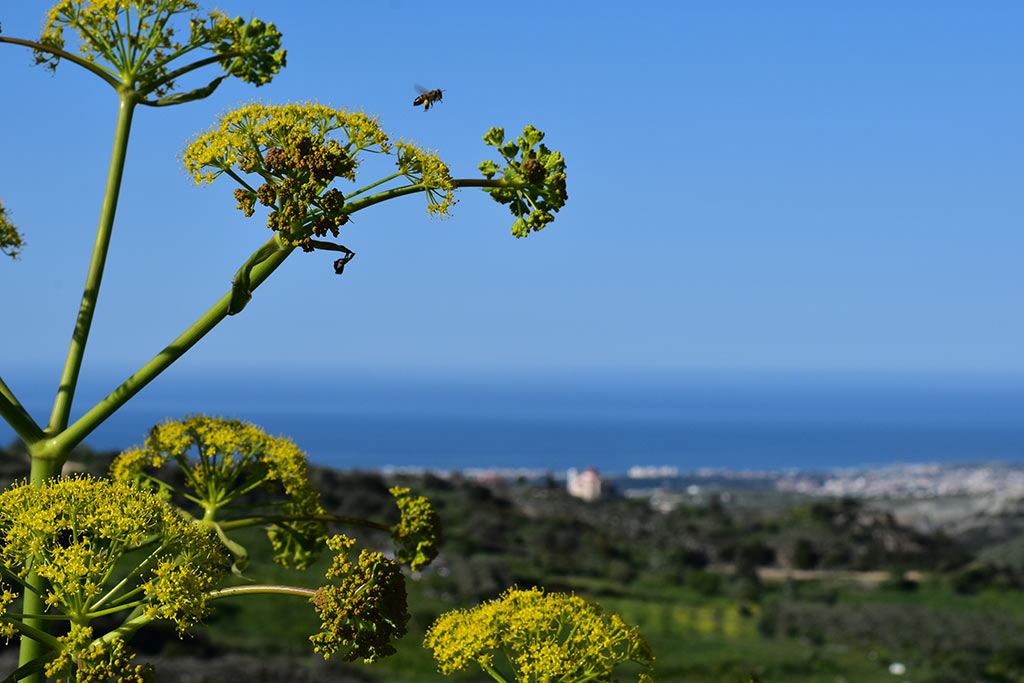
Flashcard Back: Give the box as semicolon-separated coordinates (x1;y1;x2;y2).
1;1;1022;395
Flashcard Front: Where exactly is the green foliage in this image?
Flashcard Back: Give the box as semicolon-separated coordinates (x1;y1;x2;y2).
119;468;1024;683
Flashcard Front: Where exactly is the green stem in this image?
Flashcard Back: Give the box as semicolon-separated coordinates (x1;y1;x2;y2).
47;240;294;456
6;619;63;652
0;36;120;87
86;600;145;619
344;178;513;214
91;545;164;611
344;170;406;201
206;585;316;600
141;51;243;97
47;93;138;440
0;376;43;444
217;514;392;533
223;167;261;194
17;457;62;681
481;661;513;683
1;653;58;683
92;606;152;648
0;564;40;595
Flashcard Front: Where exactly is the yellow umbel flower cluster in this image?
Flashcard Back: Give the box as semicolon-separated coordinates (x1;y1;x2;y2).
0;476;225;629
181;101;398;250
424;586;655;683
36;1;285;95
182;101;389;185
389;486;442;571
46;625;151;682
111;415;327;568
309;534;410;663
394;140;457;218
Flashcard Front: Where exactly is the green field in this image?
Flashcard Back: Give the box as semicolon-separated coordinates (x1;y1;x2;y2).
189;523;1024;683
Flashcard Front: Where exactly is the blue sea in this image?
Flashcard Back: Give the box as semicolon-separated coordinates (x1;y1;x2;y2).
3;371;1024;473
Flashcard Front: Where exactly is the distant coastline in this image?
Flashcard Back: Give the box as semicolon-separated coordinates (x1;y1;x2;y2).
3;372;1023;474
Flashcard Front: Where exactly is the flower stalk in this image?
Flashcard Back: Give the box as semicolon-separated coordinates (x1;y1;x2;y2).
47;92;138;444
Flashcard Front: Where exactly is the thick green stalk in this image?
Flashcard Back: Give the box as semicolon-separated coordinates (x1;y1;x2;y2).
47;241;293;455
48;93;138;439
17;457;62;680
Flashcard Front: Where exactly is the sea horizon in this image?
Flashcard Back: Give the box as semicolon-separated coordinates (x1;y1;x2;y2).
3;370;1023;474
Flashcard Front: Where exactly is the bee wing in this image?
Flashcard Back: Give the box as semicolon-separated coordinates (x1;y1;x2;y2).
414;84;429;94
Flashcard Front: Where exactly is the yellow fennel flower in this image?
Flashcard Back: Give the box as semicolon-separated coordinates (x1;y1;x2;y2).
110;415;327;569
424;586;655;683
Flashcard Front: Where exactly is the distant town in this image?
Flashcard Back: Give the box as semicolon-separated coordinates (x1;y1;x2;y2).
382;461;1024;502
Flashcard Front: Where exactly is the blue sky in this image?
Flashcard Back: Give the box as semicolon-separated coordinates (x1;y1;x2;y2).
1;1;1022;398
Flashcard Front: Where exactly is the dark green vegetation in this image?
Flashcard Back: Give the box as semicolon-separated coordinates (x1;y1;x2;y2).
3;445;1024;682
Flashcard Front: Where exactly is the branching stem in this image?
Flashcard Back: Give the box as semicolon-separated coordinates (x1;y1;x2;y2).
0;36;120;87
0;376;43;444
47;237;294;455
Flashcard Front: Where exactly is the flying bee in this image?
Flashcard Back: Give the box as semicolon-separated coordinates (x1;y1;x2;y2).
413;86;444;111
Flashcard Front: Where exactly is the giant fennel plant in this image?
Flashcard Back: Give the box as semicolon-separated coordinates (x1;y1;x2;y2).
0;2;653;682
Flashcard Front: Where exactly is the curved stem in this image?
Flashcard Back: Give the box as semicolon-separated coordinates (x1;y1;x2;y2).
0;36;120;88
344;171;406;201
141;51;243;97
217;514;392;533
344;178;513;214
207;584;316;601
47;93;137;442
47;240;294;455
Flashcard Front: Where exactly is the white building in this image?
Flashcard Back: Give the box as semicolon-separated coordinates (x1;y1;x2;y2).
567;466;602;502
